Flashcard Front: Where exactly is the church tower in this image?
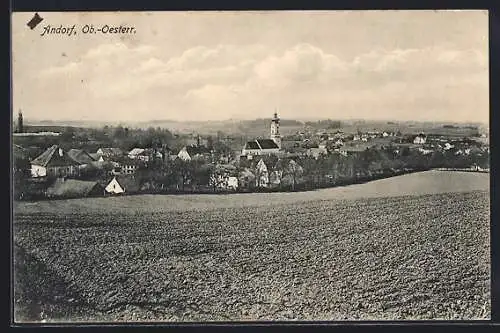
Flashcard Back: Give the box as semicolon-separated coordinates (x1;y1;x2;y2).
17;109;23;133
270;110;281;149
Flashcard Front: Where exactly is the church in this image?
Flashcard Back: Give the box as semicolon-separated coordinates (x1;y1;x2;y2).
241;112;282;159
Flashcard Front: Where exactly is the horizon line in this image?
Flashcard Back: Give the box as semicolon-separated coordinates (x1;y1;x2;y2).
18;116;489;126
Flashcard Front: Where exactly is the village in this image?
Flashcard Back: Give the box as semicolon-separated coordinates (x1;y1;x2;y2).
12;110;490;200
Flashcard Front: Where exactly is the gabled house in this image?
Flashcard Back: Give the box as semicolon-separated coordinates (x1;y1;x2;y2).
177;145;211;161
108;157;142;175
105;175;141;194
89;153;105;162
67;149;96;169
128;148;146;159
30;145;80;178
128;148;161;162
254;159;269;187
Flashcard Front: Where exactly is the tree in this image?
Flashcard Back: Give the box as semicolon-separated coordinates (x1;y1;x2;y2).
191;161;211;189
283;159;303;190
172;158;194;191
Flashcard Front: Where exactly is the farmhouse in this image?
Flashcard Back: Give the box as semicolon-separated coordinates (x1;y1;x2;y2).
30;145;80;178
127;148;162;162
128;148;146;159
46;178;104;199
105;175;141;194
177;145;211;161
67;149;96;169
254;159;269;187
109;157;141;175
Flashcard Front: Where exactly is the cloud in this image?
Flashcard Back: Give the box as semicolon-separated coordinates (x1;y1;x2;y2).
31;41;488;122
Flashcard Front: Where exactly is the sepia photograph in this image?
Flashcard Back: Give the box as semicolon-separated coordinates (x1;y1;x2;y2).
11;10;490;322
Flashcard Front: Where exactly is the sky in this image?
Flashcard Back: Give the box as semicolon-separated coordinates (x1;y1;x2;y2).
11;11;489;123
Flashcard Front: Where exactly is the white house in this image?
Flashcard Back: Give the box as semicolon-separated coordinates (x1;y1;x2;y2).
105;175;140;194
128;148;146;159
30;145;80;178
444;142;455;150
96;147;124;157
413;134;427;144
177;145;211;161
255;159;269;187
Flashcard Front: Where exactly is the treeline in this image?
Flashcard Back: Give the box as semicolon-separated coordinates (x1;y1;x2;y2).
14;126;178;153
117;145;490;193
304;119;342;129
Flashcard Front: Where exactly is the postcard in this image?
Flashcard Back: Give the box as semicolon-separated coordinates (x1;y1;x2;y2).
11;10;490;322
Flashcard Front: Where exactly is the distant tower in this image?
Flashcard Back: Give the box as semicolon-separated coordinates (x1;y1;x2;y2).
17;110;23;133
270;109;281;149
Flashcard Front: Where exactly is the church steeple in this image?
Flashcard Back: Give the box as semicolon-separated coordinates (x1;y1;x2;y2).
270;109;281;149
17;109;23;133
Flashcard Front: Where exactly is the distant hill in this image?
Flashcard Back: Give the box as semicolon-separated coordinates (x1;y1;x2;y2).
23;118;488;137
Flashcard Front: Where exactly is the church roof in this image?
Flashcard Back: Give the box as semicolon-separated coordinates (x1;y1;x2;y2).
244;139;279;150
245;141;260;150
257;139;279;149
185;145;211;156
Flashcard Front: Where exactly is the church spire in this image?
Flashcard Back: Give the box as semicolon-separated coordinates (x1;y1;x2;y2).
270;109;281;149
17;109;24;133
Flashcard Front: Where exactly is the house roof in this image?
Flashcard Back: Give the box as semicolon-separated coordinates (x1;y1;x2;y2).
113;175;141;192
111;156;143;166
128;148;146;156
13;144;29;161
185;145;211;156
67;149;96;165
98;147;124;156
46;179;103;197
31;145;80;167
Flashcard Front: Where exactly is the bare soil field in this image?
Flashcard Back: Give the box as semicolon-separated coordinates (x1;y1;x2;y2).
13;171;490;322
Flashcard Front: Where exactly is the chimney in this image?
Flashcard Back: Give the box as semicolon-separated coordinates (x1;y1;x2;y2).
58;148;63;156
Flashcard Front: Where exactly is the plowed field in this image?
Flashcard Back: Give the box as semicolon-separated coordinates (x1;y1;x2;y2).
13;171;490;322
